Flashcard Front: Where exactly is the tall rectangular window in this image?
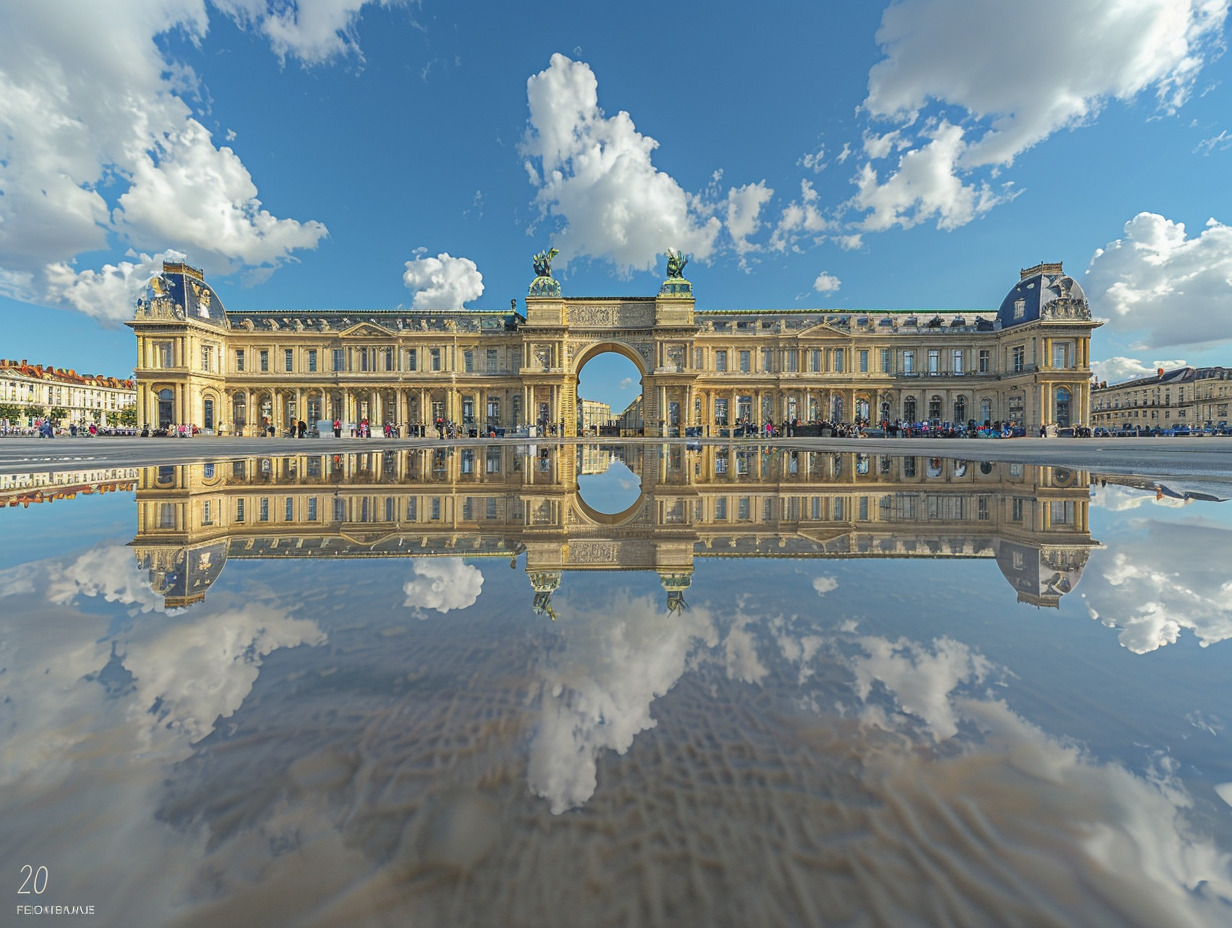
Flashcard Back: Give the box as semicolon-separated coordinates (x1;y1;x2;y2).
952;349;963;373
307;497;317;521
284;349;293;372
903;350;915;373
928;349;940;374
1052;343;1070;368
285;497;294;520
833;350;844;373
1013;346;1025;372
407;348;417;371
786;350;798;373
859;350;869;372
487;348;498;373
714;398;729;426
430;348;442;371
307;349;318;372
978;349;990;373
156;341;174;367
715;349;727;372
202;500;213;525
259;349;269;372
761;348;774;372
259;498;269;522
201;345;214;371
881;348;891;372
739;350;751;373
235;499;245;522
332;348;345;372
464;350;474;372
812;350;822;372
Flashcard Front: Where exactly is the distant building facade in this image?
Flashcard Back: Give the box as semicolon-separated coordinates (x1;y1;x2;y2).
0;359;135;427
578;398;611;432
1090;366;1231;431
127;257;1098;436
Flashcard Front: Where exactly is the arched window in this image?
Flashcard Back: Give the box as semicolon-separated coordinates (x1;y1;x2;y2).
156;388;174;428
1055;386;1072;427
904;397;918;422
953;396;967;424
980;398;992;425
203;397;215;430
928;394;943;421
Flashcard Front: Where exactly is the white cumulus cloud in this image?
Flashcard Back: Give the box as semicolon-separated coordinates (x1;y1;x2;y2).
402;558;484;617
0;1;330;320
521;54;722;276
402;252;485;309
843;0;1228;233
1086;212;1232;350
1090;355;1189;385
214;0;403;65
812;272;841;295
726;181;774;258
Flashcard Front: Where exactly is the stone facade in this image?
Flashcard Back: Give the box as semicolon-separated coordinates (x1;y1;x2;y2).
1091;366;1231;432
127;259;1099;436
0;359;135;428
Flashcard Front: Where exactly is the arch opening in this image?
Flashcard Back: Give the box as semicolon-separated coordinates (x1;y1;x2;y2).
575;344;644;436
576;448;643;520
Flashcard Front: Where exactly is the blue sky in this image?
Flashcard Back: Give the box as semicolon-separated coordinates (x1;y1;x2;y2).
2;0;1231;411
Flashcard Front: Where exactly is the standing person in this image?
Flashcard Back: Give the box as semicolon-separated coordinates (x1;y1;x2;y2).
297;419;307;438
333;417;341;438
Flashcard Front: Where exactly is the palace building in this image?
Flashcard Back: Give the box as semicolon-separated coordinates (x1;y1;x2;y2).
127;255;1098;436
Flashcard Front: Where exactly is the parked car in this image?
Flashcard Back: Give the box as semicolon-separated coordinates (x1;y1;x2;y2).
1093;427;1111;438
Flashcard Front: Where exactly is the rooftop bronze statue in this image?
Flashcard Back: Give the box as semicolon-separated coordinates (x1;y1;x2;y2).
533;247;559;279
665;248;689;279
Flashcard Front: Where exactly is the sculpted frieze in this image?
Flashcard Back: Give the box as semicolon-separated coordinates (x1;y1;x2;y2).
568;303;654;329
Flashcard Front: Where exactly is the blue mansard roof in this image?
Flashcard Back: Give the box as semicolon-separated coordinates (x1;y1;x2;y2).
997;262;1088;329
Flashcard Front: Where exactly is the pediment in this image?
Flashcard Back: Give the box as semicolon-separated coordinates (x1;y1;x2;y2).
338;322;396;338
339;529;395;546
795;320;853;339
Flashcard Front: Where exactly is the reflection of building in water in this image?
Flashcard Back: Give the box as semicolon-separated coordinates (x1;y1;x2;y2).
131;446;1097;611
0;467;138;508
578;445;615;476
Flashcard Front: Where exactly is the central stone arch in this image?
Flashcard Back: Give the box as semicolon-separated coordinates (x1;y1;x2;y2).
571;338;648;434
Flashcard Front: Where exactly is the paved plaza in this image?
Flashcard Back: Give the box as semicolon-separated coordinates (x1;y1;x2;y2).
2;434;1232;479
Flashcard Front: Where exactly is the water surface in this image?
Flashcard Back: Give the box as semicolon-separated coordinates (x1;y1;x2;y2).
2;445;1230;927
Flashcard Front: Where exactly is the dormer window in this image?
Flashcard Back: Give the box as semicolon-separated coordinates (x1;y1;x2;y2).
1014;299;1025;319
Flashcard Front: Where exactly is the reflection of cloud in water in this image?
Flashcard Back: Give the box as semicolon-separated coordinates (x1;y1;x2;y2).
1082;522;1232;652
139;610;1231;927
0;542;326;780
122;604;327;743
402;558;484;617
46;541;172;614
846;635;995;740
528;590;718;813
812;575;837;596
1091;484;1190;511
